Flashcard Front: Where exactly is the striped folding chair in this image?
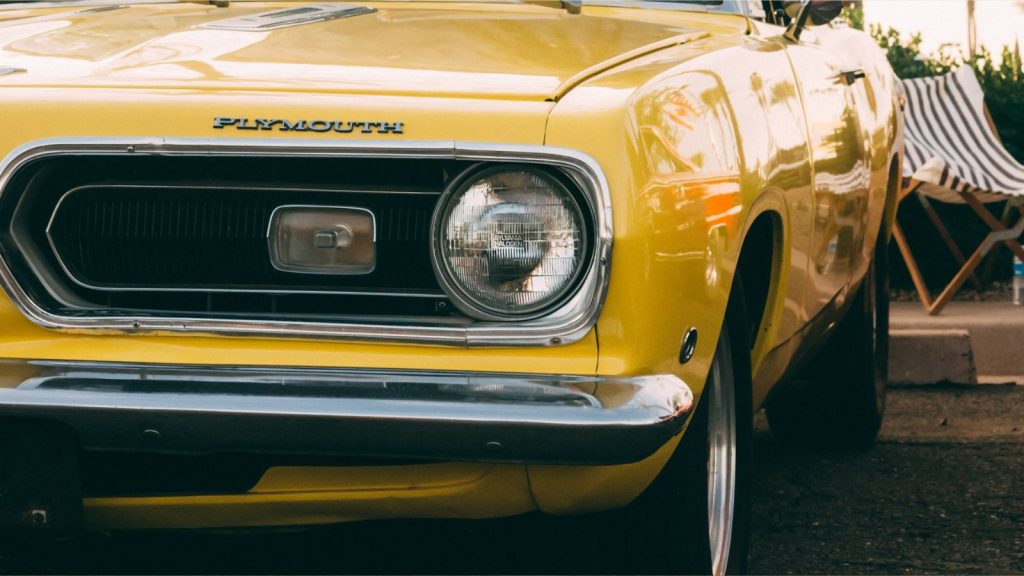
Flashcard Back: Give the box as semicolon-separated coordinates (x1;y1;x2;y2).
894;66;1024;315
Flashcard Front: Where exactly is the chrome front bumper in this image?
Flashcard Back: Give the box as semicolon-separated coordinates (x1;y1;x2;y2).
0;360;694;465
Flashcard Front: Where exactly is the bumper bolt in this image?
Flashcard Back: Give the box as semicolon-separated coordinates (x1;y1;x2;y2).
30;509;48;525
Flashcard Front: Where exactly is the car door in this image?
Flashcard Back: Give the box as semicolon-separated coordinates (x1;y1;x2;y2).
785;25;871;317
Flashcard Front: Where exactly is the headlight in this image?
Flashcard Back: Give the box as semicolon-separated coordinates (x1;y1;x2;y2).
431;166;589;320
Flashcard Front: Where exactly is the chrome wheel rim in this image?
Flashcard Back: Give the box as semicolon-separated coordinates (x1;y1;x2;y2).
707;324;737;576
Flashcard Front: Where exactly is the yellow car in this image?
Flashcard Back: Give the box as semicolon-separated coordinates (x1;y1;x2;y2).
0;0;902;572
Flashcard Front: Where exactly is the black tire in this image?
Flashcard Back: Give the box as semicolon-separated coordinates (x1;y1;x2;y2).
765;234;889;449
600;283;753;575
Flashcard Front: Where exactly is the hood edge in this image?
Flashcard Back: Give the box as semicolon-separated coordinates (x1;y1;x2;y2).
547;29;709;102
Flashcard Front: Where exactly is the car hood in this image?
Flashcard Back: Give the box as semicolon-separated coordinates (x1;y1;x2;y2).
0;1;736;100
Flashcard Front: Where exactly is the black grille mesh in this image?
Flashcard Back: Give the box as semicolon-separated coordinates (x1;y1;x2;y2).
48;187;438;291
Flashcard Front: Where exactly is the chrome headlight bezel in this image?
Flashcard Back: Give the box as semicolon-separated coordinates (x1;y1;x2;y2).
430;164;595;322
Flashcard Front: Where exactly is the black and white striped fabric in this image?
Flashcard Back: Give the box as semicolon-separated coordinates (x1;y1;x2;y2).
902;66;1024;203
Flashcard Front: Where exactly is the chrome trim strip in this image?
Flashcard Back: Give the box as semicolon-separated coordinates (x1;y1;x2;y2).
0;137;613;347
198;3;377;32
0;360;692;465
0;1;136;10
0;4;125;28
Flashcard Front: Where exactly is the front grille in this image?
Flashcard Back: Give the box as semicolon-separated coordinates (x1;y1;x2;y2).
0;140;608;344
1;153;478;323
48;185;438;292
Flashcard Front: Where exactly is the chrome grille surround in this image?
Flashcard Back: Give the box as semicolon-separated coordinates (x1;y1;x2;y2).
0;138;612;347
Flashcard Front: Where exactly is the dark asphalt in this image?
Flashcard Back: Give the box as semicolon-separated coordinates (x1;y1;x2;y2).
2;385;1023;575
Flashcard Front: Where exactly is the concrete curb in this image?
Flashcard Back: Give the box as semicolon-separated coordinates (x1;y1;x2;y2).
889;302;1024;385
890;302;1024;376
889;328;977;385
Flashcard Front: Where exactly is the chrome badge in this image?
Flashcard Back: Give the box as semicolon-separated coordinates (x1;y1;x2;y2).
268;206;376;275
214;117;403;134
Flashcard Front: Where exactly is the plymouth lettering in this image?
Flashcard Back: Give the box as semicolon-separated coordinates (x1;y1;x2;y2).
213;117;404;135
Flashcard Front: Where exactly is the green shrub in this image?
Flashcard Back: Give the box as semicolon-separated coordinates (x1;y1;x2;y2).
973;46;1024;162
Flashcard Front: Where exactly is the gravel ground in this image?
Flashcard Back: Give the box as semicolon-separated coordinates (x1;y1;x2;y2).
749;435;1024;574
2;385;1023;575
890;283;1016;303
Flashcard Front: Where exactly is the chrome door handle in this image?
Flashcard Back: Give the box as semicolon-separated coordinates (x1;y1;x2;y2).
834;68;866;86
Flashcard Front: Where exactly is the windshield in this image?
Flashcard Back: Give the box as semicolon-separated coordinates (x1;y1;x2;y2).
576;0;755;15
0;0;760;15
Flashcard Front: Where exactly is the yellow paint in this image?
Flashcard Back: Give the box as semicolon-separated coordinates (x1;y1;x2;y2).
548;19;900;409
0;2;730;101
0;3;901;528
85;463;537;529
529;433;682;514
82;447;688;529
0;296;599;375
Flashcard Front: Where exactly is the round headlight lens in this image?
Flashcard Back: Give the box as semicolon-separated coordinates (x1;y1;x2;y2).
433;167;588;318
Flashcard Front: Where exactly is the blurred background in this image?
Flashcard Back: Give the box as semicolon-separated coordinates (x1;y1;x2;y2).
845;0;1024;299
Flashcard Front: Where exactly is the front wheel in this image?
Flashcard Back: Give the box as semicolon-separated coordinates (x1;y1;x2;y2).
602;288;753;575
703;320;753;575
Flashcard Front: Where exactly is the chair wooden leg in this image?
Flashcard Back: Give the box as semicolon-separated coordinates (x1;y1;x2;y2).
928;215;1024;315
978;201;1016;285
915;191;982;290
892;183;1024;316
898;179;923;202
892;219;934;310
928;233;990;315
960;193;1024;261
893;180;938;312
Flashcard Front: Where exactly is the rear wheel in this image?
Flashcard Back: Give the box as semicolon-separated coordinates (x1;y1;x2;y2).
765;235;889;449
603;286;753;574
